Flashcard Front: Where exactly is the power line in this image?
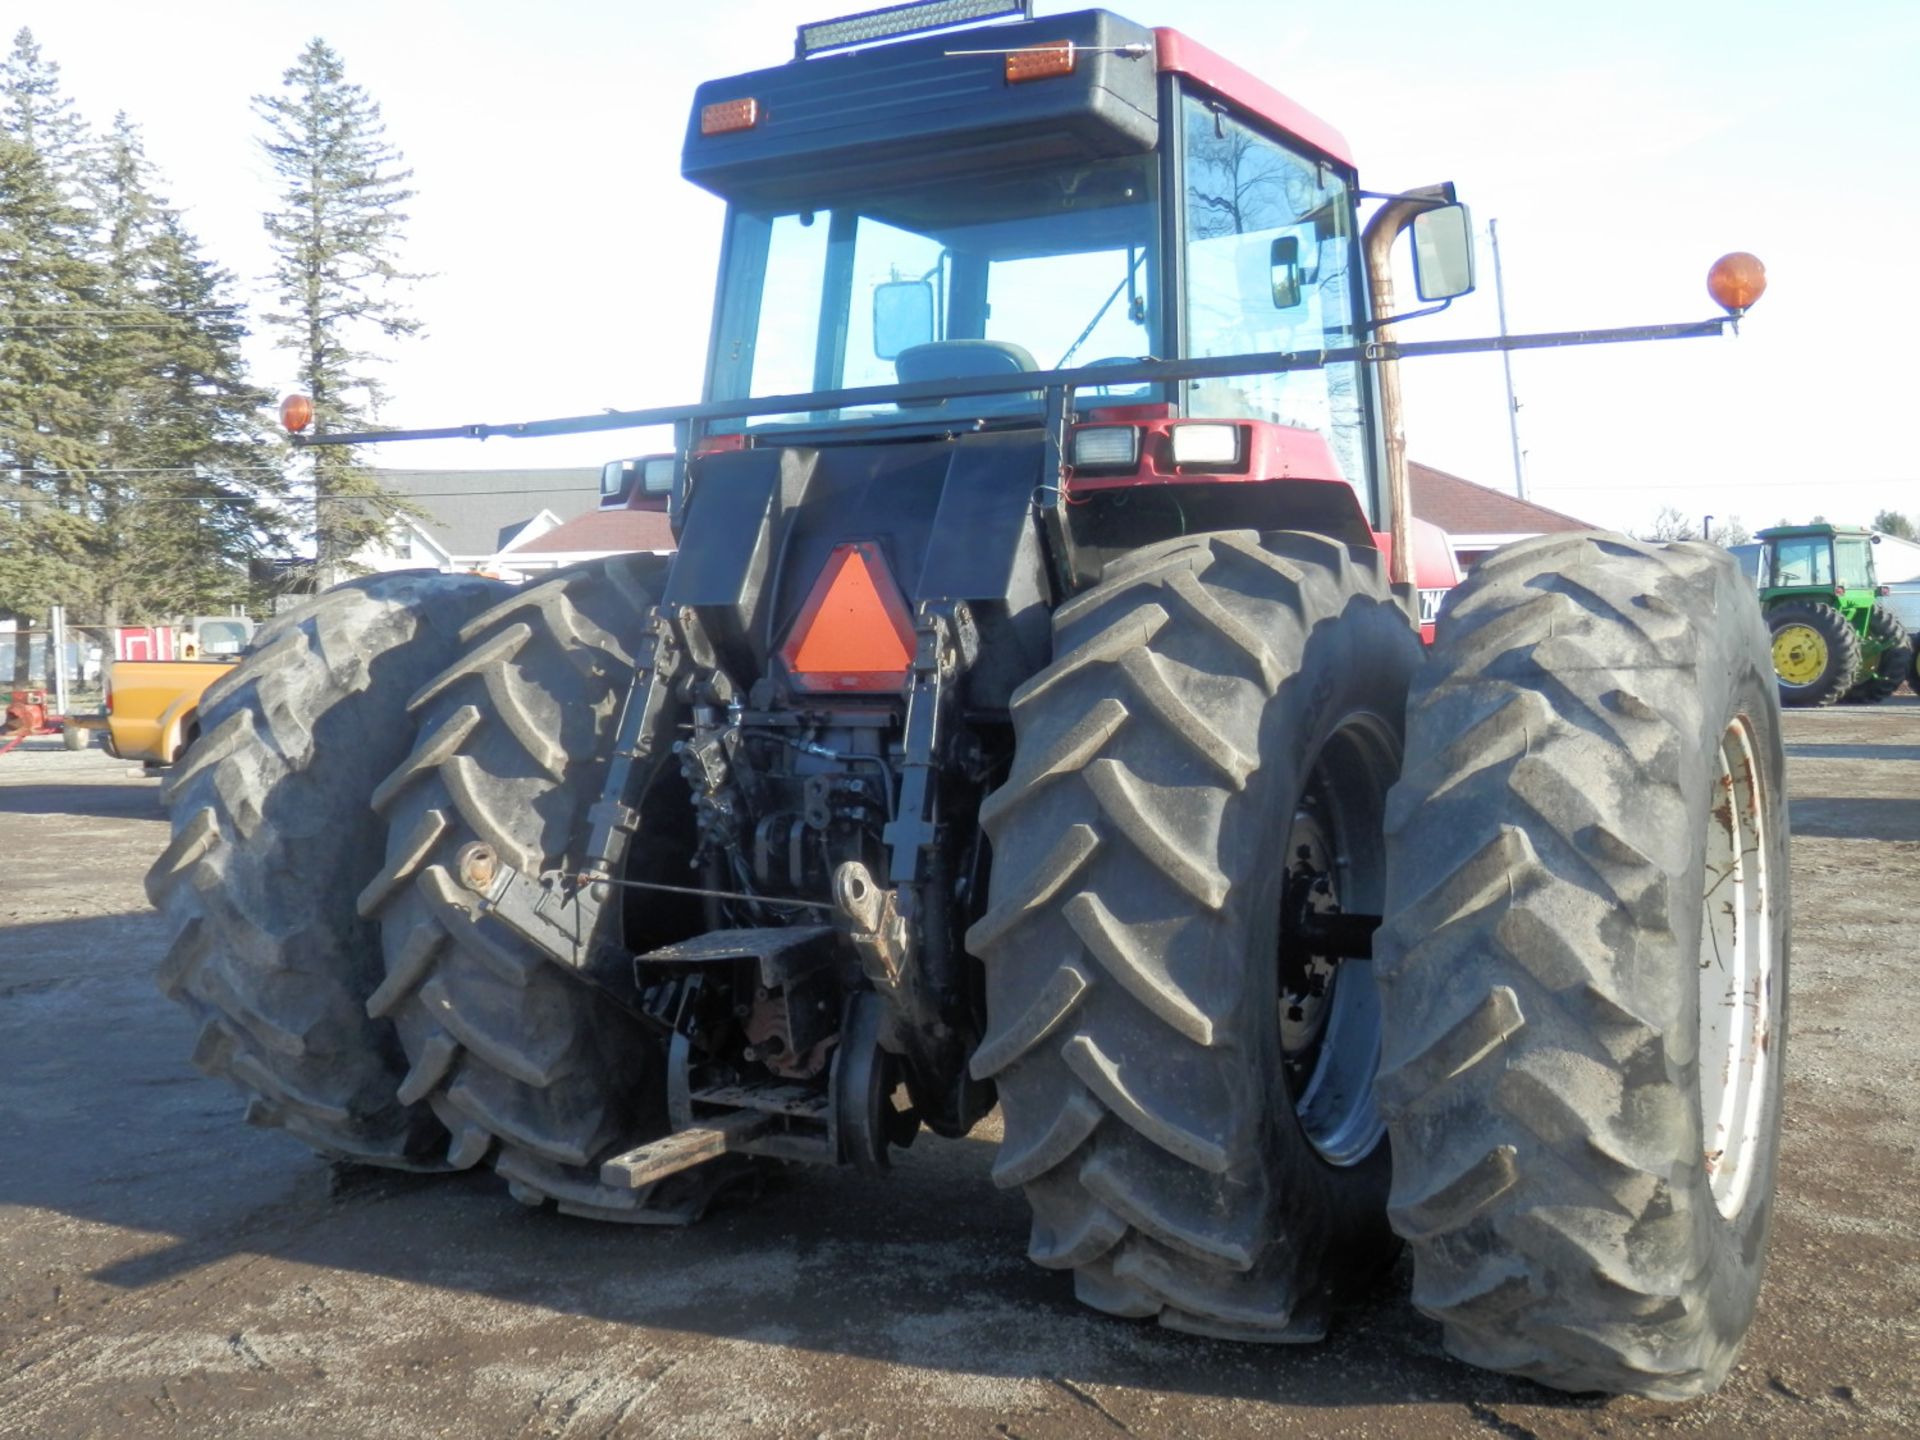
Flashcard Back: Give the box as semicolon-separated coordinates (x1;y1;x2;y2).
0;479;596;501
2;466;286;478
1534;479;1920;492
0;321;246;332
0;305;241;317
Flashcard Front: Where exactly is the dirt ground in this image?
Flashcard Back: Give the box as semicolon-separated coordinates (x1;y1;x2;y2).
2;700;1916;1440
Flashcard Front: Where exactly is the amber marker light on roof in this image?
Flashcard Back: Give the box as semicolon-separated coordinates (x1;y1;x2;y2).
1006;42;1074;83
279;393;313;434
701;98;760;135
1707;252;1767;314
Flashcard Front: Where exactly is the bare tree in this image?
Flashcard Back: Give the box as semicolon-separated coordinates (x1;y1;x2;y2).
1638;507;1749;547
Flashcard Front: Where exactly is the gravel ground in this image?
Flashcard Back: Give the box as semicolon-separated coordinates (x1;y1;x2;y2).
1;699;1916;1439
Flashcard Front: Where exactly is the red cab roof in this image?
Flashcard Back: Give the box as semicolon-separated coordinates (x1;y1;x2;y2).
1154;28;1353;169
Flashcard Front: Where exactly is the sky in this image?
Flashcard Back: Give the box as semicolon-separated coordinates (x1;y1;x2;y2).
15;0;1920;537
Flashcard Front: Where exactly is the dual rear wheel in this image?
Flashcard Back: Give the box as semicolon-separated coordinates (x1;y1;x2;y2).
151;533;1790;1399
977;530;1789;1398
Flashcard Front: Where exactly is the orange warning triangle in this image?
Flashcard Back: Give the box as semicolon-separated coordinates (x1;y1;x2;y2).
782;544;916;691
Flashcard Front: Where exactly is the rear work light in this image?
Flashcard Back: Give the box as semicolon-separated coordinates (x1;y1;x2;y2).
780;542;917;693
701;98;759;135
1070;425;1139;470
1005;41;1074;83
1169;422;1245;469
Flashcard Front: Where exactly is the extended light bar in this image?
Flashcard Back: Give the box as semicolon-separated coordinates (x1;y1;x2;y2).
796;0;1031;58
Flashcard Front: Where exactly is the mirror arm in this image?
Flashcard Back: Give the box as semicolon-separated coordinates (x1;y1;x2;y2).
1361;182;1455;588
1356;184;1458;206
1359;295;1453;335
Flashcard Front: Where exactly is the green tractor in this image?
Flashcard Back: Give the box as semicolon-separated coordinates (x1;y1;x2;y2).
1757;523;1913;706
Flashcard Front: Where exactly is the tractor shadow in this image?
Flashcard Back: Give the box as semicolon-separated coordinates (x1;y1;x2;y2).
0;905;1615;1421
0;743;166;821
1783;742;1920;764
0;778;164;822
1788;798;1920;843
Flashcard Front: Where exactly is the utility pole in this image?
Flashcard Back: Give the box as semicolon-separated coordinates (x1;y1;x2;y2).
49;604;70;720
1489;218;1527;501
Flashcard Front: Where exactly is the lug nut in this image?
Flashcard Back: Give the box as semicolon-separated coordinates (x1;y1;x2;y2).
455;842;499;893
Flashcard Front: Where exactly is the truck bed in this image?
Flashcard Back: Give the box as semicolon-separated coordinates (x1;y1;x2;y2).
106;659;237;765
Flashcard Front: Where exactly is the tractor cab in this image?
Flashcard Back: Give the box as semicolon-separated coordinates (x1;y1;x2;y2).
678;6;1473;540
1756;523;1878;615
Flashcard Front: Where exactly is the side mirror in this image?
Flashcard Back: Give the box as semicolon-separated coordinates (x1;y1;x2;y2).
599;454;678;508
1270;235;1303;309
873;280;934;360
599;460;629;505
1411;203;1476;302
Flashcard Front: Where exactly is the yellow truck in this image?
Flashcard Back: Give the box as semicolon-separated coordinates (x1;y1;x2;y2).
104;658;238;765
104;618;255;765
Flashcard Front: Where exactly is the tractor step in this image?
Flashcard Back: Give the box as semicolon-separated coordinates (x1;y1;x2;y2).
690;1082;831;1119
635;925;839;987
600;1109;773;1189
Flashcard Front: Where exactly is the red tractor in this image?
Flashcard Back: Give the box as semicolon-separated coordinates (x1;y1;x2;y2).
150;4;1785;1400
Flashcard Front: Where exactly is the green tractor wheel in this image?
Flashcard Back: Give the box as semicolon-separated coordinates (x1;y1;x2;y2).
1767;600;1859;707
1844;602;1914;704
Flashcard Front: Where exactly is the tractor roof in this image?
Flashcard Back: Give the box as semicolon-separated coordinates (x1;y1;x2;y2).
683;8;1351;207
1755;524;1874;540
1153;28;1351;166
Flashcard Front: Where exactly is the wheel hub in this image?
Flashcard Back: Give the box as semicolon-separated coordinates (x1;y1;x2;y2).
1273;722;1396;1170
1770;623;1826;685
1279;813;1342;1064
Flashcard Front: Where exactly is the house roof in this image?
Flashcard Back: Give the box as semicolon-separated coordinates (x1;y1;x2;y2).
1409;462;1592;539
508;505;676;556
374;468;601;557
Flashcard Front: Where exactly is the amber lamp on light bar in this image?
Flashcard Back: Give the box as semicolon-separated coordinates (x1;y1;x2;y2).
1005;41;1074;83
1707;252;1766;315
279;393;314;434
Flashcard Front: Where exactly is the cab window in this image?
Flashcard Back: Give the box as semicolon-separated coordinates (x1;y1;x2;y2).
1180;94;1364;485
1769;537;1833;587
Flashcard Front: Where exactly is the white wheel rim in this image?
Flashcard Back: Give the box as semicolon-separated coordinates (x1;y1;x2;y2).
1697;715;1778;1219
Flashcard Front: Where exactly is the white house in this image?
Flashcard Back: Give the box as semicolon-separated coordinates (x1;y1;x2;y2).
349;468;606;575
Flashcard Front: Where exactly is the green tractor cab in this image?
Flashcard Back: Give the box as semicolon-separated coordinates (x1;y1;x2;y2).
1756;523;1913;705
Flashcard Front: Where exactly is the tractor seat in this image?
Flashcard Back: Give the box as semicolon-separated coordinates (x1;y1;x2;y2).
894;340;1037;407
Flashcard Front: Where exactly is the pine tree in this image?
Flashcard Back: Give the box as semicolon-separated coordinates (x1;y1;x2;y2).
1873;509;1916;541
91;115;279;622
0;132;101;670
255;38;423;581
0;29;100;678
1;28;90;192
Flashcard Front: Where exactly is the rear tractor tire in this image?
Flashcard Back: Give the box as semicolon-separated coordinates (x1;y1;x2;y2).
1765;599;1858;707
1378;534;1789;1399
1843;602;1912;704
364;555;737;1222
970;530;1420;1340
147;572;509;1166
